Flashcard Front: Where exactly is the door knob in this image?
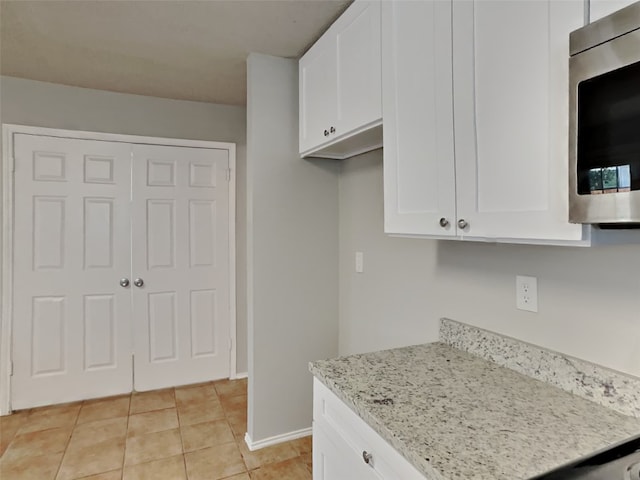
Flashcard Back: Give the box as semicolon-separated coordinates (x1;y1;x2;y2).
133;278;144;287
330;126;336;134
457;219;468;229
119;278;130;288
362;451;373;465
324;129;329;137
439;217;449;227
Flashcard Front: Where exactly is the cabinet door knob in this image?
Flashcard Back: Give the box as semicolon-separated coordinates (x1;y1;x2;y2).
119;278;130;288
439;217;449;228
457;219;468;229
134;278;144;288
362;451;373;465
330;126;336;134
324;129;329;137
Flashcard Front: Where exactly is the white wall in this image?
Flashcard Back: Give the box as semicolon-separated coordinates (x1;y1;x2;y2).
339;150;640;378
0;75;249;374
339;151;441;354
246;54;339;443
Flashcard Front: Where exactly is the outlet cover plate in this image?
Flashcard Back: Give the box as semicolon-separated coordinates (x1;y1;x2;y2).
516;275;538;312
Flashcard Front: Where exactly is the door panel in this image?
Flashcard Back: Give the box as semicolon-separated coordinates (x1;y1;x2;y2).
33;196;66;268
189;200;216;267
148;291;178;362
131;144;230;391
84;198;115;268
147;199;176;269
12;134;133;409
83;294;117;370
31;296;66;375
190;289;217;357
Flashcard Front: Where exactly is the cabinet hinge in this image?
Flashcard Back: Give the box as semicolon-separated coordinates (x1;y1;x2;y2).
228;338;233;351
9;361;13;376
226;168;231;182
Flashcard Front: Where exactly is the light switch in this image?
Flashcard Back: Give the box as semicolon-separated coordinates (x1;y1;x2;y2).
355;251;364;273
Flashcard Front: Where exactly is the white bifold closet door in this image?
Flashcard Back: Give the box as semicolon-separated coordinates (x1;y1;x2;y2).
131;144;230;391
12;134;134;409
11;134;230;410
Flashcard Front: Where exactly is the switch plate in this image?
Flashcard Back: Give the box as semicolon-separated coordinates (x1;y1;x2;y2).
355;251;364;273
516;275;538;312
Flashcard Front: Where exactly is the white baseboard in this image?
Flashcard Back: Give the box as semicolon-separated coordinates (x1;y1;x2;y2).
232;371;248;380
244;427;312;451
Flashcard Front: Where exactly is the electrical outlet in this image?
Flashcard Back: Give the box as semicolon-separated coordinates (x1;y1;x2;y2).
516;275;538;312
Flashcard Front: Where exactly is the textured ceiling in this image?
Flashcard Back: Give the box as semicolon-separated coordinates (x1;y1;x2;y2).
0;0;351;105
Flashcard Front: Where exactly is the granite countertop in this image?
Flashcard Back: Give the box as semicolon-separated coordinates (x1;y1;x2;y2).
309;342;640;480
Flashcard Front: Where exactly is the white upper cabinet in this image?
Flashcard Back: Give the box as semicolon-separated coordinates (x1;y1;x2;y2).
589;0;637;22
452;0;586;242
382;0;456;236
384;0;590;244
299;0;382;159
299;33;337;155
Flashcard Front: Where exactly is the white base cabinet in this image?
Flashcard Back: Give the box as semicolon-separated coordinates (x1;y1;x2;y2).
313;379;427;480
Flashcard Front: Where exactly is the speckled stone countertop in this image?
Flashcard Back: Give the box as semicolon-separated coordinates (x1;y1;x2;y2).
309;343;640;480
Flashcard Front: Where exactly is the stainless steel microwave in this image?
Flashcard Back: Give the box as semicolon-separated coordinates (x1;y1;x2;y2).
568;1;640;226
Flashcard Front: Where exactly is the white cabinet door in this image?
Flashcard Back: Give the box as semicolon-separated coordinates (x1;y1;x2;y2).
453;0;586;241
335;0;382;138
299;34;337;154
12;134;133;409
131;144;231;391
382;0;456;236
589;0;637;22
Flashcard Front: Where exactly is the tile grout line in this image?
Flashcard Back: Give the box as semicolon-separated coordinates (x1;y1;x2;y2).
175;386;190;480
124;389;179;477
216;384;251;476
54;401;83;480
121;391;132;480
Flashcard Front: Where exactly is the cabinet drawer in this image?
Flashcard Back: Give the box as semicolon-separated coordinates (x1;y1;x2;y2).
313;378;426;479
313;422;381;480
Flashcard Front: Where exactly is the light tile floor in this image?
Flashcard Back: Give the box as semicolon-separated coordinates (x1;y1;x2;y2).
0;379;313;480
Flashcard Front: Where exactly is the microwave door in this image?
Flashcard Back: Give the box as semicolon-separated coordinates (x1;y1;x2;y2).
569;29;640;224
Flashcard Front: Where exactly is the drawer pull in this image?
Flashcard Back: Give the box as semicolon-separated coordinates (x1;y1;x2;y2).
362;451;373;465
